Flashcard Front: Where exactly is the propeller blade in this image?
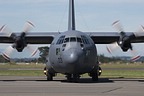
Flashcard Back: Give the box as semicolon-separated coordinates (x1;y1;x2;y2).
106;46;112;54
0;25;12;37
134;25;144;37
0;25;6;32
130;50;141;62
131;55;141;62
26;45;38;57
2;53;10;61
112;20;124;32
23;21;35;33
106;42;119;54
2;46;14;60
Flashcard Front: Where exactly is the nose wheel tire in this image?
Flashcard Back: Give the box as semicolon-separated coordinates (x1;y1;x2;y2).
66;74;72;81
66;74;80;82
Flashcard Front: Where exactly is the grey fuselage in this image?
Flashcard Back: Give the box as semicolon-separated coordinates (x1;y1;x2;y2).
47;30;98;75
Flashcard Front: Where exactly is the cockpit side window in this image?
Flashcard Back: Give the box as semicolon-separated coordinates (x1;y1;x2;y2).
81;35;90;44
56;35;65;44
77;37;82;43
64;38;70;43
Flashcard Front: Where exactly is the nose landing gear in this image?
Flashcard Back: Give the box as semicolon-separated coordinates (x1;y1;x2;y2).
66;74;80;82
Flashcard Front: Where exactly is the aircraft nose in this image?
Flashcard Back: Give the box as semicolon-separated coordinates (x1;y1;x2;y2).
62;48;84;73
61;48;86;73
64;48;80;64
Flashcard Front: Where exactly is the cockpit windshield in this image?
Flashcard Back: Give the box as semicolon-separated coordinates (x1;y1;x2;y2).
70;37;76;42
56;35;65;44
64;37;82;43
57;36;90;45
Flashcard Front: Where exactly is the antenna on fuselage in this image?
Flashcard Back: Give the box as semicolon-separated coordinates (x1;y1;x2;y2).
68;0;76;31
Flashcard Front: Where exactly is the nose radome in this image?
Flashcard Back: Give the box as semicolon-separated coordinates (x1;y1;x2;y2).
62;48;84;73
64;49;79;64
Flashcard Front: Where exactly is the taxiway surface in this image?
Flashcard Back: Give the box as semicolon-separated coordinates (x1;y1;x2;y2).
0;76;144;96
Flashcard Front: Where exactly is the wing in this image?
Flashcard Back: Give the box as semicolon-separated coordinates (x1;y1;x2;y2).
25;32;59;44
86;32;144;44
1;32;144;44
0;32;59;44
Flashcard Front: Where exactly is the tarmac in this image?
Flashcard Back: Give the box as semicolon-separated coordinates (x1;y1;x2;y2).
0;76;144;96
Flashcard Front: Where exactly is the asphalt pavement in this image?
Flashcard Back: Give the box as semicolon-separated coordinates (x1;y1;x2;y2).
0;76;144;96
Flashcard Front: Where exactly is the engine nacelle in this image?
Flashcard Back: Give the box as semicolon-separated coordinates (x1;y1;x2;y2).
118;41;132;52
13;34;27;52
118;32;135;52
16;45;25;52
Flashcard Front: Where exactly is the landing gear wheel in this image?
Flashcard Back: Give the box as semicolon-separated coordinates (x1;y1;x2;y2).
92;73;98;81
73;74;80;82
66;74;80;82
66;74;72;81
47;73;53;81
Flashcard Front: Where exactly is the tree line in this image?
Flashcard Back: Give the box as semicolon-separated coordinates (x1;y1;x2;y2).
0;55;9;63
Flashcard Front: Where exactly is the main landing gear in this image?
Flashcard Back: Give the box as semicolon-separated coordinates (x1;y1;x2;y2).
43;66;102;82
89;66;102;81
44;67;56;81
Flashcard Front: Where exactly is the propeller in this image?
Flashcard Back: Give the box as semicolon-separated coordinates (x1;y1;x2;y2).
112;20;136;52
107;20;143;61
1;21;38;60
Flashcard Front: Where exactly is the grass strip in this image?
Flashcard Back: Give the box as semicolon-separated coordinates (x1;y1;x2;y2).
0;63;144;78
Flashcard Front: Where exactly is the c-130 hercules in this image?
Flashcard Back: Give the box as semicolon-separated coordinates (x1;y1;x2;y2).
0;0;144;82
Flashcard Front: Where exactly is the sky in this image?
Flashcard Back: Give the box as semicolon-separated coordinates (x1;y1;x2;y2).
0;0;144;58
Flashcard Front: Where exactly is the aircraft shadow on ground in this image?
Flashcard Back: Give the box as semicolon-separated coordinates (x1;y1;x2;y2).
0;78;144;83
60;78;114;83
139;80;144;82
0;78;113;83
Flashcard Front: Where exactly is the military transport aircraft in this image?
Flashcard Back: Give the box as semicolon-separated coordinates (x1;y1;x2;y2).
0;0;144;82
